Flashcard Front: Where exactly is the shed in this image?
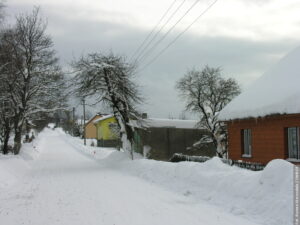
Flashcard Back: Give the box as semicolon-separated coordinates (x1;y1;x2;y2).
132;118;215;161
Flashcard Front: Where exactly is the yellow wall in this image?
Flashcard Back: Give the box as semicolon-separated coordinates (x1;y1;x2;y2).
85;115;102;139
95;117;119;140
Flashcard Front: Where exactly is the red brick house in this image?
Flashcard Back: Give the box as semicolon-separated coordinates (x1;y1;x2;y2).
219;47;300;165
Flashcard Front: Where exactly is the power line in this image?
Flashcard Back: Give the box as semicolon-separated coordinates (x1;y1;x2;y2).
129;0;178;62
138;0;219;72
136;0;201;65
133;0;186;63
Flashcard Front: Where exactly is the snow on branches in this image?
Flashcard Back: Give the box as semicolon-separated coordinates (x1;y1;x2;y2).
0;7;67;154
72;52;143;159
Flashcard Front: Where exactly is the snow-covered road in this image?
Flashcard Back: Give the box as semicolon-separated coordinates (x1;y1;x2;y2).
0;129;289;225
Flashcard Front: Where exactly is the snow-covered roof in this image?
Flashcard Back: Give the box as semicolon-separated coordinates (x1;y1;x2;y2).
85;114;103;125
93;115;114;124
219;47;300;121
133;118;199;129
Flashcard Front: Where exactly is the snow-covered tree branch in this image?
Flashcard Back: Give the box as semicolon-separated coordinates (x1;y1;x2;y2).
0;7;67;154
72;52;143;159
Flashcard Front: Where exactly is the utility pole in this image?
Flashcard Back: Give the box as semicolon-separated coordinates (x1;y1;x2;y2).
82;98;86;145
72;107;75;136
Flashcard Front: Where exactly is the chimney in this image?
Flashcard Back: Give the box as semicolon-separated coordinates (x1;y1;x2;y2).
142;113;148;119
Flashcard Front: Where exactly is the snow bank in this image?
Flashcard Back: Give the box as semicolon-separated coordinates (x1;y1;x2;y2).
219;46;300;120
76;144;293;225
122;157;292;225
0;128;51;190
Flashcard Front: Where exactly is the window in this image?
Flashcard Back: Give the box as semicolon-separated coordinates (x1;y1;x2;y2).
242;129;252;157
288;127;300;160
108;123;120;138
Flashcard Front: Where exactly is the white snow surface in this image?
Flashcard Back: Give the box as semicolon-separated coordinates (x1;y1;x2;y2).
0;128;293;225
132;118;199;129
219;46;300;120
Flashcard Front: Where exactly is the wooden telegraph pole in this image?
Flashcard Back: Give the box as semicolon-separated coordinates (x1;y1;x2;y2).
72;107;75;136
82;98;86;145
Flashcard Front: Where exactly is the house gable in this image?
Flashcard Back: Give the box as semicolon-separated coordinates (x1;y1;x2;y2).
85;115;102;139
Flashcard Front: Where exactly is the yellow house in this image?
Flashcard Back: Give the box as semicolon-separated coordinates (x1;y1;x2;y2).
93;115;121;147
84;114;103;139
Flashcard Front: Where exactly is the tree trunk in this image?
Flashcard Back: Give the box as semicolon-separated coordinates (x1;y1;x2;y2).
14;118;23;155
13;129;22;155
216;138;226;158
125;124;134;160
121;110;134;160
13;113;24;155
117;116;134;160
2;125;11;154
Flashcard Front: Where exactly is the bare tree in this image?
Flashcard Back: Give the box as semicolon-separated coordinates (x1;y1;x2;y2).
0;87;14;154
0;2;11;154
176;66;240;158
72;52;143;159
0;7;66;154
0;28;18;154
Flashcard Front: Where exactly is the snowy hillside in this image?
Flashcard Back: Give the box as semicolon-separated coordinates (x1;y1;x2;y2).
219;46;300;120
0;128;293;225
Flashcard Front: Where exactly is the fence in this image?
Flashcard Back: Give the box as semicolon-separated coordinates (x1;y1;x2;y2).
169;153;265;171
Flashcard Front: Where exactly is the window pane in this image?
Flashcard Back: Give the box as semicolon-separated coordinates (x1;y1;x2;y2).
288;127;299;159
243;130;247;155
248;129;252;155
243;129;251;156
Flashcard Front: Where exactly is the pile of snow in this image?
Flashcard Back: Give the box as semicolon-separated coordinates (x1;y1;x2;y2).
219;46;300;120
59;128;142;161
0;128;51;190
73;143;293;225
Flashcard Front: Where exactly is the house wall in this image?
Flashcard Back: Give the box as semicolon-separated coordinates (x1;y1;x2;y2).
227;113;300;164
95;117;120;147
135;127;215;161
96;117;118;140
85;115;102;139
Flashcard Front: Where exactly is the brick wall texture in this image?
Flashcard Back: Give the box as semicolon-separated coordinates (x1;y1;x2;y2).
227;113;300;164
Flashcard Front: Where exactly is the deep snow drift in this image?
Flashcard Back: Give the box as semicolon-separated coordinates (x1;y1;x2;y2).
0;128;293;225
219;46;300;120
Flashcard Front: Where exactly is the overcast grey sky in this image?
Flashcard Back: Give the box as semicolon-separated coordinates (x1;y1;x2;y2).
5;0;300;118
